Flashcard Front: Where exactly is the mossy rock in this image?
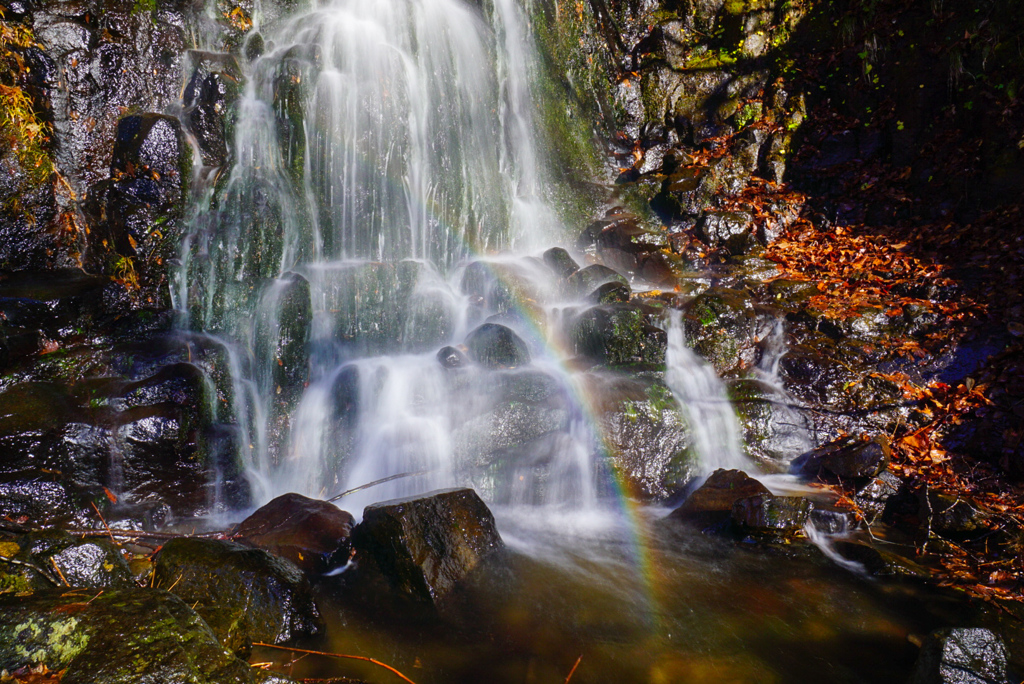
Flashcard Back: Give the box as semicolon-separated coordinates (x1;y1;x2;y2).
154;537;322;654
570;303;666;367
0;588;267;683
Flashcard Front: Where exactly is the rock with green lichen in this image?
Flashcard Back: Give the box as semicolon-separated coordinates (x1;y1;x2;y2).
0;589;271;683
570;303;666;368
153;537;322;655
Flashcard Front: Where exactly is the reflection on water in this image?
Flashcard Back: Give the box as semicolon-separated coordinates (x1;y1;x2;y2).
260;508;971;684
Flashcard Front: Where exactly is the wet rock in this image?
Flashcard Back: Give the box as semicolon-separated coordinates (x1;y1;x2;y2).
183;51;244;167
731;494;813;537
589;281;631;304
437;345;469;369
793;434;891;480
695;211;756;254
683;287;774;374
154;537;322;654
18;531;134;589
832;541;929;579
577;213;670;281
854;471;903;523
233;492;355;574
668;469;770;526
570;303;666;367
109;114;191;204
729;378;812;469
315;260;455;355
353;488;504;608
96;113;192;265
0;589;264;684
589;374;694;500
465;323;531;369
908;628;1008;684
542;247;580;279
917;487;990;536
566;264;629;298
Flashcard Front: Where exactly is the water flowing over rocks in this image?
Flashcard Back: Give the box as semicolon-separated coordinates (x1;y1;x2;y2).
2;0;1024;677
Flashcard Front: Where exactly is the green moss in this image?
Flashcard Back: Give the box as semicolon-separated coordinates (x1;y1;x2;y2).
131;0;157;14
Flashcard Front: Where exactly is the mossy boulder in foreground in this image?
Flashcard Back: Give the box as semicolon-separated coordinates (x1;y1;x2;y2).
0;588;267;684
153;537;322;654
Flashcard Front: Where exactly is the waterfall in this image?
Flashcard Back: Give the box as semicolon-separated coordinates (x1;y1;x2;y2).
663;311;748;473
174;0;592;510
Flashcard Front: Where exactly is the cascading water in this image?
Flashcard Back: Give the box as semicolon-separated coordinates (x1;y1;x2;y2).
663;310;748;473
175;0;601;510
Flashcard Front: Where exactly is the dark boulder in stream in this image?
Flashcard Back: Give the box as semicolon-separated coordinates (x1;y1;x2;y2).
232;492;355;574
352;488;504;609
153;537;322;654
0;589;269;684
908;627;1009;684
668;468;771;527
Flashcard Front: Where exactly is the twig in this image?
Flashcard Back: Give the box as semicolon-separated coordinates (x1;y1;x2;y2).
50;558;70;586
0;555;61;586
252;643;418;684
90;502;117;546
564;655;583;684
326;470;434;503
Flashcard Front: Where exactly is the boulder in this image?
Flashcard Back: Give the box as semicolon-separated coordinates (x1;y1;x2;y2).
16;531;134;589
465;323;531;369
0;589;265;684
566;264;629;298
731;494;813;536
232;492;355;574
588;281;631;304
792;434;890;480
542;247;580;279
832;541;929;579
854;471;903;523
917;487;990;536
352;488;504;607
436;345;469;369
908;628;1008;684
682;287;774;375
154;537;322;654
668;469;770;526
570;303;666;367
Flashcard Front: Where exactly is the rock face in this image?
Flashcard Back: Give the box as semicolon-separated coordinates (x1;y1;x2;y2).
0;589;264;684
233;492;355;574
153;537;322;654
908;628;1008;684
352;488;504;608
668;469;771;526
